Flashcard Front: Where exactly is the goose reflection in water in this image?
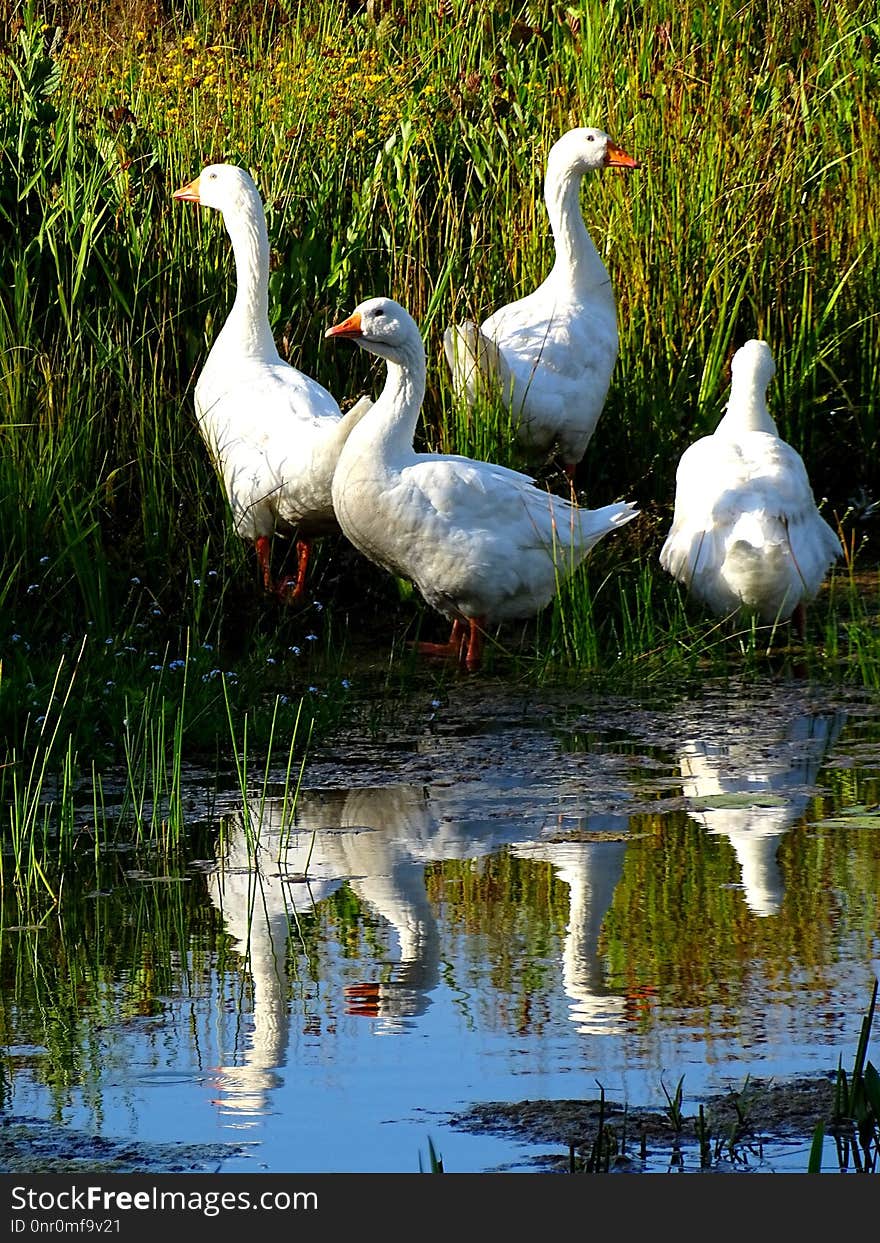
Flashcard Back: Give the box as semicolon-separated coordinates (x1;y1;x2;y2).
206;798;344;1123
206;782;534;1118
310;786;444;1030
512;817;629;1036
678;701;846;916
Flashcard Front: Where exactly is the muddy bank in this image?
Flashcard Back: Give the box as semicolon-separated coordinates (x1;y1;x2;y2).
0;1117;246;1175
449;1074;840;1172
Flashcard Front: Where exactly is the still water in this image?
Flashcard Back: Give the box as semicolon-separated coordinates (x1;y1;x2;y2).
2;676;879;1173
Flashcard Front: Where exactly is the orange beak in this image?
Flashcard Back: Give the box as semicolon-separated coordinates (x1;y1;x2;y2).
172;176;201;203
325;310;363;340
604;142;640;170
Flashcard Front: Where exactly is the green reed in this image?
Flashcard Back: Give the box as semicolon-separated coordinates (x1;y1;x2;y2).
810;977;880;1173
119;635;189;845
1;641;85;899
221;673;313;860
0;630;326;897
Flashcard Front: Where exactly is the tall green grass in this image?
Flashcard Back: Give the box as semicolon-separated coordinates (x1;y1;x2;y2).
0;627;326;901
1;0;879;801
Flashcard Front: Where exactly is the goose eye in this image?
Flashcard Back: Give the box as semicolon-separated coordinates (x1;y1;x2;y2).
586;134;594;142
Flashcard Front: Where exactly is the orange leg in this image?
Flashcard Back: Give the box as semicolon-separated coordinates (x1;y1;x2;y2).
464;617;486;672
413;619;468;664
276;538;311;604
254;535;274;592
254;535;311;603
413;617;487;672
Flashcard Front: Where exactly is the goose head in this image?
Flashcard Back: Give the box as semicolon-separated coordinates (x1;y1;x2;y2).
172;163;262;218
548;126;639;175
730;339;776;391
325;296;422;364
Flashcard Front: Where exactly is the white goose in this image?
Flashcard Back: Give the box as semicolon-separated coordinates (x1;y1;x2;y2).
444;127;638;479
659;339;842;634
173;164;370;602
325;296;638;671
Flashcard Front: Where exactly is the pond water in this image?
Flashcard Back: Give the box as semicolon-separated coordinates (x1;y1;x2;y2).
2;674;880;1174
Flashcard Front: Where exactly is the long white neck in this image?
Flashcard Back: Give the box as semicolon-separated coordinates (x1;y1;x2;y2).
715;371;779;438
214;196;279;362
544;150;611;298
349;336;427;466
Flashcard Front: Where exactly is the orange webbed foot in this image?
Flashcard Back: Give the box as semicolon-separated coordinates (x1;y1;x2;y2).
412;618;486;672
